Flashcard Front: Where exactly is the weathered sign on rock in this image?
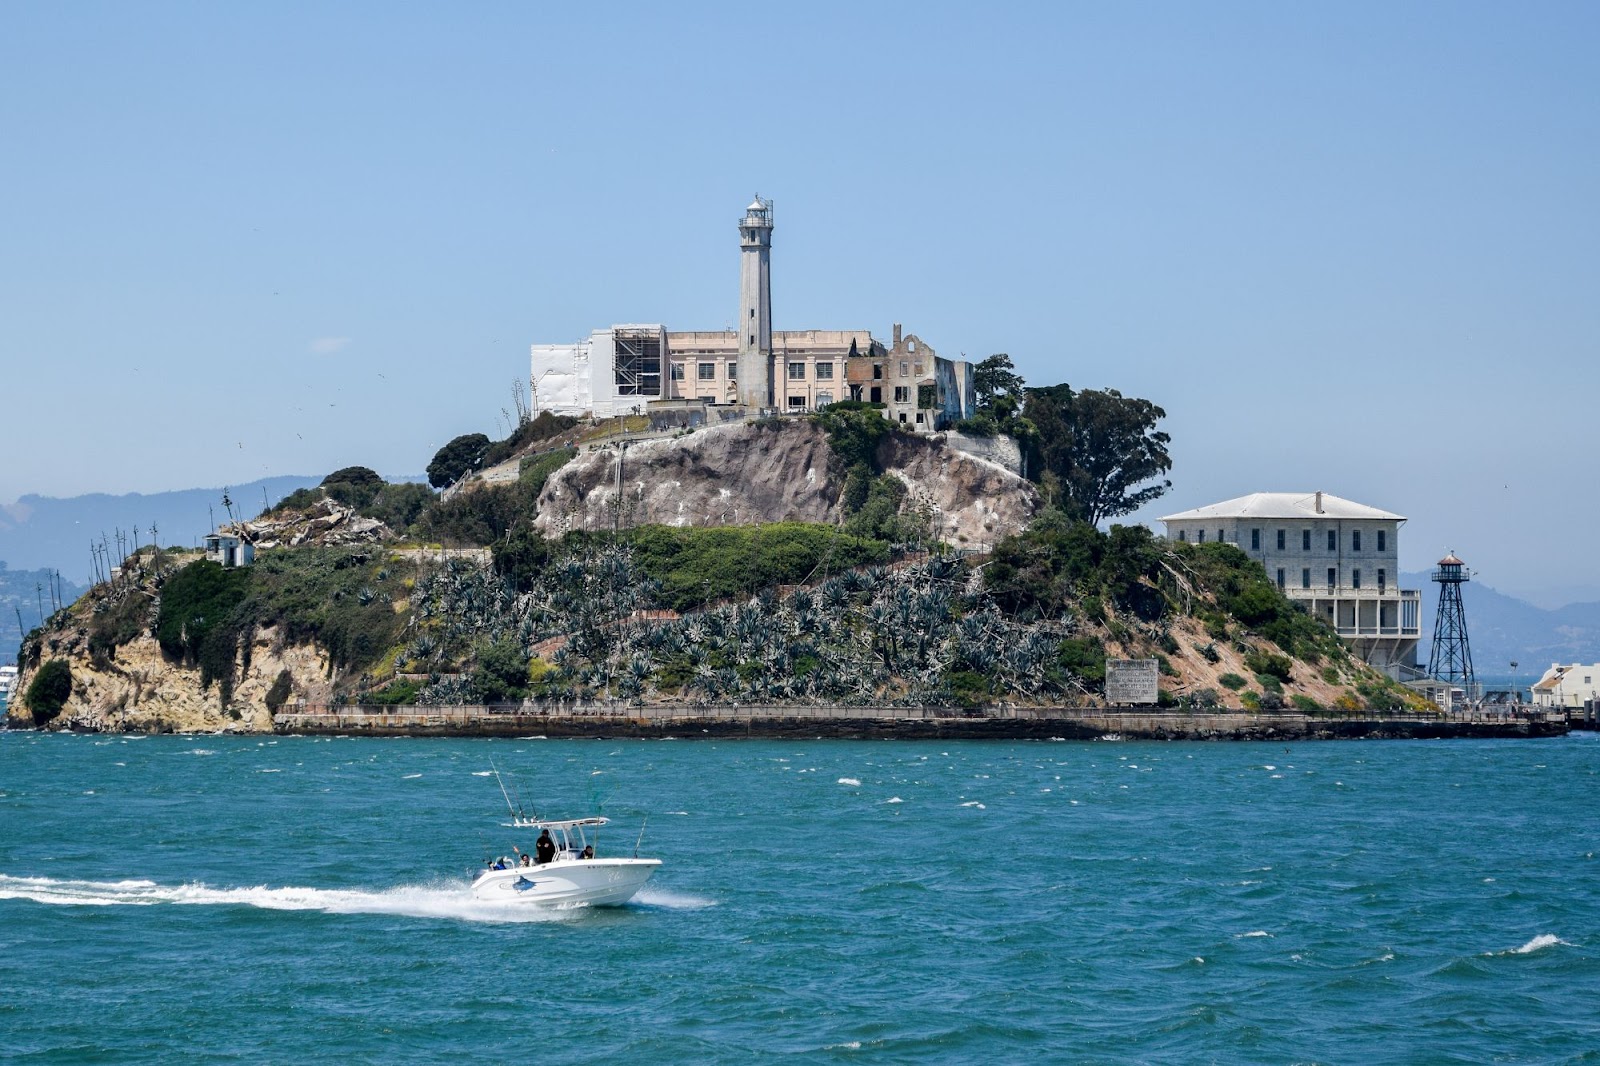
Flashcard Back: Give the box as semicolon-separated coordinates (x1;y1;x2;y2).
1105;658;1159;705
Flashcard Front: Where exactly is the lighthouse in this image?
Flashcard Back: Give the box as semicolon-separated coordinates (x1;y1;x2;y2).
735;196;774;409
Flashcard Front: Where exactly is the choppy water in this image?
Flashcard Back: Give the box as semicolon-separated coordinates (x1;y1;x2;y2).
2;731;1597;1063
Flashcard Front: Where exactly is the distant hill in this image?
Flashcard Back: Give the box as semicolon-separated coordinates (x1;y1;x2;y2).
0;475;422;584
1;563;87;666
1405;571;1600;672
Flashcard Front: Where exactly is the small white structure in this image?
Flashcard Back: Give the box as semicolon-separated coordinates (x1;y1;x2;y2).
1161;491;1421;670
204;529;255;568
531;324;668;420
1530;663;1600;709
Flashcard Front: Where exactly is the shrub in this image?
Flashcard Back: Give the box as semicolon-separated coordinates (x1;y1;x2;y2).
156;561;252;701
813;402;894;472
365;679;419;706
1334;692;1362;712
1156;654;1178;677
1057;638;1106;684
945;669;994;709
1240;690;1261;710
472;637;529;703
1244;649;1294;683
25;659;72;726
1196;642;1220;663
622;523;889;611
1187;687;1219;709
1255;673;1283;695
365;482;434;533
1218;672;1248;691
1320;665;1341;685
484;411;578;467
1291;694;1321;711
1258;691;1285;711
270;486;325;514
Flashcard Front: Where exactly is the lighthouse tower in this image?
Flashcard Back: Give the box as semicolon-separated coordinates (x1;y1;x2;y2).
736;196;774;409
1427;551;1475;693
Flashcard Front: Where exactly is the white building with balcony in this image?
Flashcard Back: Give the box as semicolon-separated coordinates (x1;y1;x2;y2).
1161;491;1421;670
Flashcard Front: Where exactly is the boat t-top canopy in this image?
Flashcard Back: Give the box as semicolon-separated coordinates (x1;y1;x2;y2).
507;816;610;830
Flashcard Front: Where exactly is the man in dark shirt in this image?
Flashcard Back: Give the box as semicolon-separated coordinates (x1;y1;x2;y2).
534;829;557;865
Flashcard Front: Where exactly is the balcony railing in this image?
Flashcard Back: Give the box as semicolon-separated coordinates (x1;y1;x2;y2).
1284;587;1420;601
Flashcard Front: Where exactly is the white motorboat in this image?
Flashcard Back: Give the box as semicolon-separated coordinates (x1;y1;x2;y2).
471;816;661;907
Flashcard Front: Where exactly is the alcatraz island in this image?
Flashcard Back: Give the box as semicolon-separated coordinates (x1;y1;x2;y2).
7;198;1566;741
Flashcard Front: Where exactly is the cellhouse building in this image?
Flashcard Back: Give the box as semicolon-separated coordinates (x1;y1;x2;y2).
529;197;975;433
1160;491;1422;674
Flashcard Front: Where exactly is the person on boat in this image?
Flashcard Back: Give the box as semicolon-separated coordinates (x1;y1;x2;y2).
535;829;556;865
519;852;532;868
580;845;594;860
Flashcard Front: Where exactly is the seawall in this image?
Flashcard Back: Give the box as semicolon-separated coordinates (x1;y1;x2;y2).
271;704;1569;741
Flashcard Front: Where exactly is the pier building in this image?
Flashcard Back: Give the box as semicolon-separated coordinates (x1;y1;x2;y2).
530;197;974;432
1530;663;1600;710
1160;492;1421;670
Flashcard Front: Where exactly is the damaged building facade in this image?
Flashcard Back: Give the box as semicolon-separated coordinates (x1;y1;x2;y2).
530;198;974;432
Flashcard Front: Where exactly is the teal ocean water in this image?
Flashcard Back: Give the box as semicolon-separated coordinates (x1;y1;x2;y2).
2;732;1597;1063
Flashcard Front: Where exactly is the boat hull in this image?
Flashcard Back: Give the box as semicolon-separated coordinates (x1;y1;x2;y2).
471;858;661;907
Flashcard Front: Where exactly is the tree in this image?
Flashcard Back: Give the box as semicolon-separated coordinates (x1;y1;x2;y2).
322;466;385;510
1024;384;1171;526
972;354;1025;417
427;433;492;489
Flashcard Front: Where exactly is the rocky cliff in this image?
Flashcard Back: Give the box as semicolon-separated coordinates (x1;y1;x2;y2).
532;419;1039;545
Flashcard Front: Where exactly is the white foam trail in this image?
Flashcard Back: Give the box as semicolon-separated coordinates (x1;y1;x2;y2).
959;801;985;809
0;874;586;924
1235;930;1272;938
402;773;422;779
633;887;715;910
1499;934;1569;956
838;777;861;787
885;797;903;804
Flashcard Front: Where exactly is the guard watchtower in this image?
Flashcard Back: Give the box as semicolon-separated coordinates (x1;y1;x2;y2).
735;196;774;409
1427;552;1475;691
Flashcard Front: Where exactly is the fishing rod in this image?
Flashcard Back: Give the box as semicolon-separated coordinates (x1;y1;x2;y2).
634;815;649;858
489;756;521;821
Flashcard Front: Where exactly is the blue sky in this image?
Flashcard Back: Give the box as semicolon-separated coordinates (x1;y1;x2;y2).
2;2;1596;605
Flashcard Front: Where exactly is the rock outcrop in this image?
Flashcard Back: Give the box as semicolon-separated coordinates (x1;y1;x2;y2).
242;497;393;549
8;624;333;734
533;419;1039;544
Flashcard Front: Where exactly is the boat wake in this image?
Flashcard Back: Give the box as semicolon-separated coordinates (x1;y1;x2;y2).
0;874;611;924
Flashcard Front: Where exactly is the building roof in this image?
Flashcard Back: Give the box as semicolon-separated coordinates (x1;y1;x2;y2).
1160;492;1404;523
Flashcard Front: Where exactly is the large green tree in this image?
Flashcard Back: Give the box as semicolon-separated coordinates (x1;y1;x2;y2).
427;433;491;489
1024;385;1172;526
972;353;1025;418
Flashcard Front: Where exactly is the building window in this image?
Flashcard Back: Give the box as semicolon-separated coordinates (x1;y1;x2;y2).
915;412;925;424
788;396;805;409
1352;530;1362;552
898;412;907;424
670;363;685;381
907;340;916;353
788;362;806;380
900;361;909;377
697;363;716;381
1276;568;1285;589
1277;529;1286;551
749;334;755;346
1378;568;1386;592
815;362;834;380
1327;530;1337;551
894;386;910;403
914;362;924;376
1301;568;1311;589
815;391;833;407
1353;569;1361;589
1198;529;1206;544
1302;529;1311;551
869;386;882;403
1217;529;1224;543
750;308;755;319
873;363;883;380
1178;530;1187;543
1377;530;1387;552
1327;567;1336;589
1251;528;1261;550
727;361;737;379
